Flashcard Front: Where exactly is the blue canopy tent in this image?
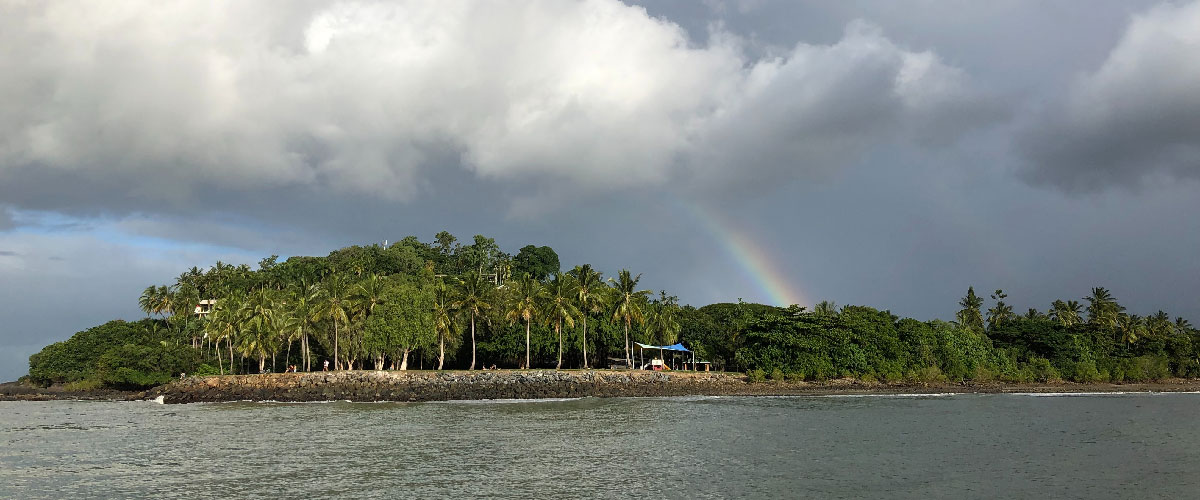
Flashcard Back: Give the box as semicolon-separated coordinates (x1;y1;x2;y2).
634;342;696;370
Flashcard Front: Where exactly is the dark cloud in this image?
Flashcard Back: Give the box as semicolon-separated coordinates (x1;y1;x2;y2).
0;1;998;225
1018;1;1200;192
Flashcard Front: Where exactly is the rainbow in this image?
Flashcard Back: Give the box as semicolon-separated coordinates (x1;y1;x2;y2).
673;199;809;307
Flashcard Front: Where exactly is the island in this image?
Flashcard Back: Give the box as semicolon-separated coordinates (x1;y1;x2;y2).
8;232;1200;403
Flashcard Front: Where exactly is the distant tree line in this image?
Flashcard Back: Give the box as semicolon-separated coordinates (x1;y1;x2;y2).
719;286;1199;383
24;235;1200;390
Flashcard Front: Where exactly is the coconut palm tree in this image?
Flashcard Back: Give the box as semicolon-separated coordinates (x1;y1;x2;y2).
138;285;174;319
1085;287;1123;329
986;289;1014;331
572;264;608;369
205;292;243;374
1147;311;1173;340
1049;299;1082;327
813;300;838;317
506;274;545;369
1176;317;1194;336
238;287;278;373
543;273;580;370
454;271;494;371
1118;313;1145;346
645;291;682;346
346;274;387;369
171;283;201;348
312;276;351;370
956;287;985;333
276;282;318;371
432;278;456;370
610;270;651;368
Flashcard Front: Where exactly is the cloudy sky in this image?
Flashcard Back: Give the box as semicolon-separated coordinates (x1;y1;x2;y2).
2;0;1199;381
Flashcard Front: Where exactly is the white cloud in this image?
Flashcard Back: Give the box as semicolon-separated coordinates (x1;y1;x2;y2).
0;0;993;214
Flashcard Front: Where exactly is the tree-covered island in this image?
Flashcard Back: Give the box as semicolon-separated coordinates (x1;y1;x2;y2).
19;232;1200;393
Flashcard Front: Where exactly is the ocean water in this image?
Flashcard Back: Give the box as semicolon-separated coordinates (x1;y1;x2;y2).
3;393;1199;499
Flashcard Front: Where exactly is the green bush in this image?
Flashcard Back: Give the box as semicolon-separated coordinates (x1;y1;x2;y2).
1027;357;1061;383
748;369;766;383
769;368;785;381
193;364;220;377
1071;360;1103;383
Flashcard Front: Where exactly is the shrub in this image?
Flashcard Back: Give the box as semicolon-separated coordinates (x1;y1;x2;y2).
193;364;220;377
769;368;786;381
748;369;766;383
1071;360;1103;383
1027;357;1061;383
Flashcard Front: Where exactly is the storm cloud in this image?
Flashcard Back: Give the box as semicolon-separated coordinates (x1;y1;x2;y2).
1019;1;1200;192
0;0;996;221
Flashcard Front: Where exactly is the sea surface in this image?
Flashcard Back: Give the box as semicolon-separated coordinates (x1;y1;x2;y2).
3;393;1199;499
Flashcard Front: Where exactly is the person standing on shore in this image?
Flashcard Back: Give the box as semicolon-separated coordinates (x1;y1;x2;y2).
323;360;329;371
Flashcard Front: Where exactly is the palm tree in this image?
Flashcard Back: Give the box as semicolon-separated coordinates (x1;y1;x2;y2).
238;287;277;373
172;283;201;348
138;285;174;319
1118;313;1144;346
572;264;608;369
646;291;682;346
956;287;985;333
543;273;580;370
138;286;157;318
287;282;319;371
312;276;351;370
813;300;838;317
205;292;243;374
1085;287;1123;329
1049;299;1082;327
454;271;494;371
346;274;387;369
432;279;456;370
506;275;545;369
986;289;1014;331
1176;317;1194;336
610;270;651;368
1147;311;1173;340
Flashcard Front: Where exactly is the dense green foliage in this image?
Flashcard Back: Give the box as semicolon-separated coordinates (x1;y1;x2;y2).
25;232;1200;390
716;287;1200;384
28;319;200;389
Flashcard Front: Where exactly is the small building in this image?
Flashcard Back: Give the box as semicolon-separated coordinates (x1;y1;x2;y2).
194;299;217;318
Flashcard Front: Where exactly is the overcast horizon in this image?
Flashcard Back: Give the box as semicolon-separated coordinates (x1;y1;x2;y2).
3;0;1200;382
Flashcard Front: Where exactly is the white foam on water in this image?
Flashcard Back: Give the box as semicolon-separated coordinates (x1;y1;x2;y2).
1011;391;1200;397
816;392;964;398
437;397;584;404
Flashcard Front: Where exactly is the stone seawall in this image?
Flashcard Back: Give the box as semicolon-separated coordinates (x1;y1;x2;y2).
152;370;754;404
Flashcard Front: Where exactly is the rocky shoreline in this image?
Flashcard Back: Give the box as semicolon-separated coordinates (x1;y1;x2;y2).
6;372;1200;403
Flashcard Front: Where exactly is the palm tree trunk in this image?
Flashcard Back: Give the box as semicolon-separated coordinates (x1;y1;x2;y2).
229;339;234;373
333;321;340;370
624;321;631;368
556;320;563;370
438;334;445;370
469;315;477;370
400;349;410;370
259;355;266;373
582;316;588;369
525;320;531;370
217;340;224;375
285;340;292;368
